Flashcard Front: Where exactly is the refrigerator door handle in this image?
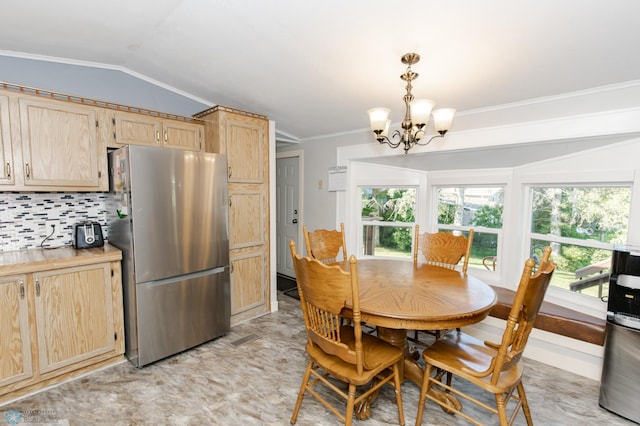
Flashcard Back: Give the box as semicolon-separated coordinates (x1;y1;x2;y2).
141;266;227;288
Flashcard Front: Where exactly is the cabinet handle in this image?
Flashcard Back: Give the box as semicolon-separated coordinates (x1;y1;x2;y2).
25;162;30;179
156;130;160;142
164;131;168;142
19;280;25;299
228;196;232;207
35;279;40;297
230;262;234;274
228;166;232;178
5;162;10;179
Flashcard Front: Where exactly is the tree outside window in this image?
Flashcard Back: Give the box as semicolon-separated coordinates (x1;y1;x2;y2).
359;187;416;258
528;186;631;299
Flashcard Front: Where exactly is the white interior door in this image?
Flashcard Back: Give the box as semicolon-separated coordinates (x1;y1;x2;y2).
276;156;300;277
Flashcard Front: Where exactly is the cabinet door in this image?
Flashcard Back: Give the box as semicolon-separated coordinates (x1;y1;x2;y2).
225;118;266;183
0;275;32;388
163;120;203;151
229;190;265;249
0;96;14;185
19;98;101;188
230;250;265;315
33;263;115;374
115;111;162;147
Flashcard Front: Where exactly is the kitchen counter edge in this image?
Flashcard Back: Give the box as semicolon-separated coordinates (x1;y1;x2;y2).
0;243;123;276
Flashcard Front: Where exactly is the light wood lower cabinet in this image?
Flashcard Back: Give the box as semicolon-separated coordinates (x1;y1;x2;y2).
0;275;32;388
0;247;124;404
230;249;266;319
34;264;116;374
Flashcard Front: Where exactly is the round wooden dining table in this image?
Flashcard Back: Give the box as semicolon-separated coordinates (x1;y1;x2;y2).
334;258;497;418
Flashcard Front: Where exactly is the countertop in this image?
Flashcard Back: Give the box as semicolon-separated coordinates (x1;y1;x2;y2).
0;243;122;276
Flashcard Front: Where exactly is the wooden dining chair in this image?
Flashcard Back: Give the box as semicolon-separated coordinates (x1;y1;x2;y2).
303;222;347;264
415;246;556;426
288;240;405;426
413;225;474;274
411;225;475;343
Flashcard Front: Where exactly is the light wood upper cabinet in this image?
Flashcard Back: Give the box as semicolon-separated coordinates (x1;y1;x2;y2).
33;263;115;374
17;97;106;190
0;96;14;185
163;120;203;151
225;119;265;183
115;111;162;147
0;275;32;388
5;96;109;191
115;111;203;151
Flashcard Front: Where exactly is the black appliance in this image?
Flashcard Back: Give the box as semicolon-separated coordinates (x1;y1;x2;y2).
74;221;104;249
599;245;640;423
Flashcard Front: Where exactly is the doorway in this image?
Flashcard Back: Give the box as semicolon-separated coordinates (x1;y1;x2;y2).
276;152;303;282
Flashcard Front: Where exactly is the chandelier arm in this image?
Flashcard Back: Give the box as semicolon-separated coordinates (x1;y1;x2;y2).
374;130;403;149
414;133;444;147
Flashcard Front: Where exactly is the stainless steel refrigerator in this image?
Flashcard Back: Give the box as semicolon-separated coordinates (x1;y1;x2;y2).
108;145;230;368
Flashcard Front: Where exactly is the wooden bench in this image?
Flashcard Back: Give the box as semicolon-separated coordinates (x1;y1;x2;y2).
489;286;606;346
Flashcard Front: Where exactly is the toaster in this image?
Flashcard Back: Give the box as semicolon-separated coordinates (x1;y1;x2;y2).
74;221;104;249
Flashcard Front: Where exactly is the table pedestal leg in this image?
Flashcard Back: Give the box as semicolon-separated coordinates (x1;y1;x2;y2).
356;327;461;419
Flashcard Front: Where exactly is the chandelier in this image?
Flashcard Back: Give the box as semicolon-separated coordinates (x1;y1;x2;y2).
368;53;455;154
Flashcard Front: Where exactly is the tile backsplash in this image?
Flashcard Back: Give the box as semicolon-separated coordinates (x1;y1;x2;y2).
0;192;110;251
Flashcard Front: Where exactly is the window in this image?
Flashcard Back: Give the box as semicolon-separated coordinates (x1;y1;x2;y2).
527;186;631;299
436;186;504;271
359;187;416;258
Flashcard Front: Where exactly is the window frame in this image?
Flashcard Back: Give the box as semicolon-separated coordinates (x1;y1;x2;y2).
523;182;633;300
357;185;418;260
518;168;636;312
427;171;511;281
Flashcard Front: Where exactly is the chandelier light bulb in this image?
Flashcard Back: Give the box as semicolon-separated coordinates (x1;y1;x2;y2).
433;108;456;134
368;107;391;133
410;99;435;127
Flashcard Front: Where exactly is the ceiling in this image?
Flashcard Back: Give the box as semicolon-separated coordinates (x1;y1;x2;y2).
1;0;640;144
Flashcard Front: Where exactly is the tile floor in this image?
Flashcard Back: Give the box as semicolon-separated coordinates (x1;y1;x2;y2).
1;292;635;426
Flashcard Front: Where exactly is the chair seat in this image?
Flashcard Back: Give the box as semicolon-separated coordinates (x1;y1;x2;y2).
307;326;403;386
423;331;524;394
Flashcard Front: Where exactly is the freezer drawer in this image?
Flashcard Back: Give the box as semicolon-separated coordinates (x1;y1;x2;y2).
599;321;640;423
132;267;230;367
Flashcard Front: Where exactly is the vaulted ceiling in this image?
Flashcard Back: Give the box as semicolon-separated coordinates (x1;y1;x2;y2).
1;0;640;144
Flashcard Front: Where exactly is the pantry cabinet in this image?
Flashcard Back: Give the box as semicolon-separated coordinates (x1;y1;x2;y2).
0;245;124;405
115;110;203;151
196;106;270;325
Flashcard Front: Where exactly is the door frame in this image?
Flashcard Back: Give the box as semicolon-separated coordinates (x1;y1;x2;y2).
276;149;304;276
